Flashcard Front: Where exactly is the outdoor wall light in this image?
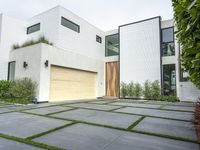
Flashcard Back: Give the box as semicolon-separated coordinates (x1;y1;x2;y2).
23;61;28;68
44;60;49;67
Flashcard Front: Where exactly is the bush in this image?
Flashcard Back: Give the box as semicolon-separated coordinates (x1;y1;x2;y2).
151;80;161;99
120;82;128;98
10;78;37;103
135;83;142;97
143;80;152;99
0;80;13;98
120;80;177;101
0;78;37;104
159;95;179;102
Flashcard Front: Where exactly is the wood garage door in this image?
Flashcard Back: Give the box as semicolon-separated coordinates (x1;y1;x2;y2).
50;66;97;102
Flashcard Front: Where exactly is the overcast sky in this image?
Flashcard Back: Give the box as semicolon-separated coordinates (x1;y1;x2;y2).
0;0;173;31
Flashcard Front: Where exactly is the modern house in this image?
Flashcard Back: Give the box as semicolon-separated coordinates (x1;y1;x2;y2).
0;6;199;102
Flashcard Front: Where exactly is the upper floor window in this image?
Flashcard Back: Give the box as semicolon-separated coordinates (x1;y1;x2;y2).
105;34;119;56
161;27;175;56
61;17;80;33
27;23;40;34
96;35;102;43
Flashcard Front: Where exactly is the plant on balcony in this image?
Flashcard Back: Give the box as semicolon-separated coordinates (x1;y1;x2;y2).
12;36;53;50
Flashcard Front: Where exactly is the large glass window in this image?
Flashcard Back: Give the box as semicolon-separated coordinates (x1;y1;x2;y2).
161;27;175;56
8;61;15;81
61;17;80;33
163;64;176;95
27;23;40;34
105;34;119;56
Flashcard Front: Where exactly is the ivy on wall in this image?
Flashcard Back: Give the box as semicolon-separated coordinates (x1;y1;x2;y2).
172;0;200;89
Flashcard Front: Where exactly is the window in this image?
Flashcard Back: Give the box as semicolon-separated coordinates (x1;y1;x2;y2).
27;23;40;34
161;27;175;56
61;17;80;33
105;34;119;56
8;61;15;81
96;35;102;43
163;64;176;95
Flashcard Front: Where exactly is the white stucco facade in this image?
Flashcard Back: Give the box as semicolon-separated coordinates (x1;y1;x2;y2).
0;5;200;102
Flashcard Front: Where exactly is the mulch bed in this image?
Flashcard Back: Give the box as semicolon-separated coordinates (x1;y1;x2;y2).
194;100;200;141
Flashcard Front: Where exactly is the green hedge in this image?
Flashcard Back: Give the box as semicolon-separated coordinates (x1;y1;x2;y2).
120;80;179;102
172;0;200;89
0;78;37;104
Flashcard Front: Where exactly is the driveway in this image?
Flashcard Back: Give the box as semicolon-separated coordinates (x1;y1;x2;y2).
0;99;199;150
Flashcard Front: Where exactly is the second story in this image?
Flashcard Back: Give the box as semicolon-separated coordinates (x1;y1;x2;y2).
0;6;105;60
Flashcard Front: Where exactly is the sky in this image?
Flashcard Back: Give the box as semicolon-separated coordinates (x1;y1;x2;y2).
0;0;173;31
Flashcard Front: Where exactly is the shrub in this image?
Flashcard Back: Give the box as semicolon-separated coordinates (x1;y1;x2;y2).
127;81;135;97
10;78;37;103
120;82;128;98
12;36;53;50
151;80;161;99
143;80;152;99
135;82;142;97
0;80;13;98
159;95;179;102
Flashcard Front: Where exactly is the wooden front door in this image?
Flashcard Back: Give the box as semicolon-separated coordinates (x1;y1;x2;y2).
106;61;119;97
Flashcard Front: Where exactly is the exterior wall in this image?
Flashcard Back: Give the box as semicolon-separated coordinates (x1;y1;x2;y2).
0;14;27;80
9;43;104;102
26;6;105;60
119;17;161;85
9;44;42;99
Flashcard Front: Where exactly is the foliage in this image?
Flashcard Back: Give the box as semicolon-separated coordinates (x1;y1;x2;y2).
143;80;152;99
151;80;161;99
159;95;180;102
0;78;37;104
0;80;13;98
12;36;53;50
120;80;177;101
172;0;200;89
10;78;37;103
120;82;128;98
135;82;143;97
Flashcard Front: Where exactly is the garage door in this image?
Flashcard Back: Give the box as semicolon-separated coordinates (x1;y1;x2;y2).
50;66;97;102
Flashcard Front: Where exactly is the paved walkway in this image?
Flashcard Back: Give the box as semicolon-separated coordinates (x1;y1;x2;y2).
0;99;199;150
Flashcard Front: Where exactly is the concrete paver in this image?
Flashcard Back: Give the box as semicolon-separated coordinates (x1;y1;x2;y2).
23;106;73;115
114;107;194;121
34;123;199;150
0;112;71;138
0;137;44;150
134;117;197;140
66;103;122;111
110;102;162;108
51;108;141;128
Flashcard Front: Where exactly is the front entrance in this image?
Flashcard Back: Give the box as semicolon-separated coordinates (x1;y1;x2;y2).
105;61;119;97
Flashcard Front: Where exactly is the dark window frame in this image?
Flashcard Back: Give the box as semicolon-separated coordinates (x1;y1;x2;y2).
105;33;119;57
161;26;175;57
96;35;102;43
61;16;80;33
27;23;40;34
7;61;16;81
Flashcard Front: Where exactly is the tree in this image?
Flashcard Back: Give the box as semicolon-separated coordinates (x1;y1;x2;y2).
172;0;200;89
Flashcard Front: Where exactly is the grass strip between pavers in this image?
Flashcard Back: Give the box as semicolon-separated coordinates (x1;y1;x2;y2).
20;111;200;144
27;122;77;140
0;133;64;150
127;116;145;130
46;108;78;115
159;104;167;109
107;103;195;113
45;105;194;122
